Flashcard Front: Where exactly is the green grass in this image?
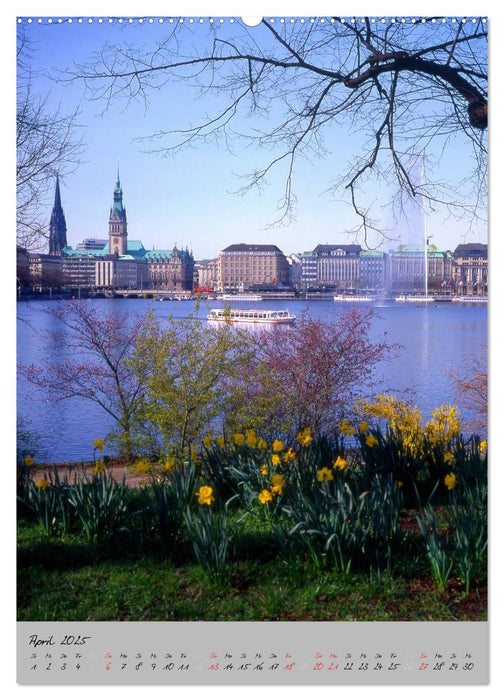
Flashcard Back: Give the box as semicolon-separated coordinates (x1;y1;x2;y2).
17;517;486;622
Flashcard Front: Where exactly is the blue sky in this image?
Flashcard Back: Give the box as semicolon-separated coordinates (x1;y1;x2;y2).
17;10;488;260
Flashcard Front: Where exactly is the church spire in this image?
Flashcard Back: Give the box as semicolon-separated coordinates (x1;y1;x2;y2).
48;174;67;256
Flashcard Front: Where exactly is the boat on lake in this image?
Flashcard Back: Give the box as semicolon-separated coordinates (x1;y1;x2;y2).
452;296;488;303
334;294;373;302
207;308;296;324
395;295;435;303
218;293;264;301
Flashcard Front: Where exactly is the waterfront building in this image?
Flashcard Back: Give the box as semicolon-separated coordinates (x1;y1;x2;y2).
17;247;30;288
62;251;102;288
144;247;194;290
195;258;219;291
217;243;290;292
96;257;149;289
451;243;488;296
387;244;451;293
359;250;387;291
28;252;63;288
300;244;361;290
286;253;303;289
48;174;67;256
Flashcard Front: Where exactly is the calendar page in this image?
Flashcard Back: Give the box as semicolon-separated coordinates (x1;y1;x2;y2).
15;4;489;687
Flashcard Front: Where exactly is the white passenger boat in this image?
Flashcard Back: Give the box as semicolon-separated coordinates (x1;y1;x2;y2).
334;295;373;302
395;295;434;303
218;293;264;301
207;308;296;324
452;296;488;303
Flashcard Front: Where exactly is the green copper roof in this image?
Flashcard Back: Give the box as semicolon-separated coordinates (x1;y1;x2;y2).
62;245;106;257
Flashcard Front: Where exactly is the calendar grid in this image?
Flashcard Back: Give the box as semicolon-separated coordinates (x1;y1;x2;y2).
18;621;488;684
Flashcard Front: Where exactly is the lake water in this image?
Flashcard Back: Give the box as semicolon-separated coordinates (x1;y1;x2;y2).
16;298;487;462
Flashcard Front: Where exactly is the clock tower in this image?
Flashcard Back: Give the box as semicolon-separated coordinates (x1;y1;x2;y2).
108;164;128;255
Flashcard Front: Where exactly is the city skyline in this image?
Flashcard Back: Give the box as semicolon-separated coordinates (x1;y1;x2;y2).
18;14;487;260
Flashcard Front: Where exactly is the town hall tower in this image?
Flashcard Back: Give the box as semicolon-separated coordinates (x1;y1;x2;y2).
108;164;128;255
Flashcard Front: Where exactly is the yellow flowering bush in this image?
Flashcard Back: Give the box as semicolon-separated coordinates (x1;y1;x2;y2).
356;394;424;459
196;485;215;506
424;405;461;447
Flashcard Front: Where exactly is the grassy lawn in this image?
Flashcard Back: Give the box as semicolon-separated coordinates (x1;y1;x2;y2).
17;516;486;622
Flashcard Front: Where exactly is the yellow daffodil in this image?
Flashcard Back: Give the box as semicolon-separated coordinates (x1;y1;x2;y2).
196;485;215;506
164;458;175;472
365;434;379;448
296;428;313;446
284;447;296;462
394;480;403;490
216;436;225;448
359;421;369;435
333;455;347;471
444;472;456;490
258;489;273;504
233;432;245;446
203;435;212;448
271;453;281;466
93;460;106;475
91;438;105;452
270;473;286;496
246;433;258;449
260;464;268;476
443;451;455;466
317;467;334;482
272;439;284;452
23;455;34;467
35;477;50;491
257;438;268;450
135;459;151;475
339;419;356;437
479;440;487;453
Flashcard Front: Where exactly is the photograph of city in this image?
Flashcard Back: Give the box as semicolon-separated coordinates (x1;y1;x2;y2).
16;14;487;634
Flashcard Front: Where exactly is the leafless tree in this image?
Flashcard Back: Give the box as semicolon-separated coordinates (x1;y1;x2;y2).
450;352;487;435
17;29;84;250
68;16;487;245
